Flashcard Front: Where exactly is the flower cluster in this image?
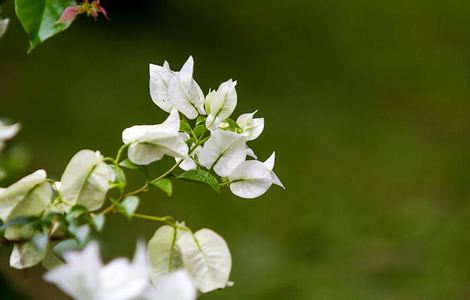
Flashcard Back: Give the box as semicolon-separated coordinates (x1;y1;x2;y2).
137;56;284;198
0;57;283;299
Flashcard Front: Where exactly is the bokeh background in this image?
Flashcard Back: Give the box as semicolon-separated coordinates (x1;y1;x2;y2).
2;0;470;299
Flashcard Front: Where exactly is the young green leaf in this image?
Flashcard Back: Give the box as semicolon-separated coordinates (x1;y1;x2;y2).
177;169;220;193
196;115;206;126
15;0;76;52
42;245;64;270
119;158;141;170
32;232;49;253
120;196;140;219
147;225;184;283
177;228;232;293
193;125;206;140
92;214;106;232
180;118;192;134
71;224;90;246
150;178;173;196
53;239;81;256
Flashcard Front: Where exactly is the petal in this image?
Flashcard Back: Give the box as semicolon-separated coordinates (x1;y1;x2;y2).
128;143;166;165
198;130;247;177
44;242;102;299
149;62;175;112
264;152;275;170
209;79;237;121
147;270;196;300
0;122;20;141
271;171;285;189
148;226;184;282
0;18;9;38
0;169;47;221
177;229;232;293
236;111;264;141
56;6;81;23
60;150;114;211
168;56;206;119
228;161;273;199
123;109;181;144
122;125;152;144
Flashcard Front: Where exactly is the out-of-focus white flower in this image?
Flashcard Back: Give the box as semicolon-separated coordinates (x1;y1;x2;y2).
236;111;264;141
228;152;284;199
142;270;196;300
167;56;206;119
0;121;20;152
198;130;247;177
122;109;189;165
0;18;9;38
149;61;174;113
44;242;150;300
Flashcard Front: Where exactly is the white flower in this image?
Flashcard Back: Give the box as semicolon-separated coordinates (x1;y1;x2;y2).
122;109;189;165
205;79;237;128
236;111;264;141
228;152;284;199
0;121;20;152
176;145;201;171
0;18;9;38
198;130;247;177
60;150;114;211
44;242;149;300
167;56;206;119
0;169;51;222
149;61;174;113
142;270;196;300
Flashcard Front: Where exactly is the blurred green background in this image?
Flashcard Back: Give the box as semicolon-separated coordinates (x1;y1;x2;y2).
2;0;470;299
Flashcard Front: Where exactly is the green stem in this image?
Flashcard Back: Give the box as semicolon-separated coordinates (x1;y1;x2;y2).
115;143;130;165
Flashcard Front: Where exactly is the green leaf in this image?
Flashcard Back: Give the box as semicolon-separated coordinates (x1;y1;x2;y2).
70;224;90;246
120;196;140;219
15;0;76;52
180;118;192;133
196;116;206;126
65;204;89;225
150;178;173;197
119;159;140;170
193;125;206;140
32;232;49;252
147;225;184;283
53;239;81;255
92;213;105;231
177;169;220;193
1;216;39;229
42;245;63;270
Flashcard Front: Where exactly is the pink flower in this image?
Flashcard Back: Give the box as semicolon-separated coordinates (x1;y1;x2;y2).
57;6;81;23
56;0;109;24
